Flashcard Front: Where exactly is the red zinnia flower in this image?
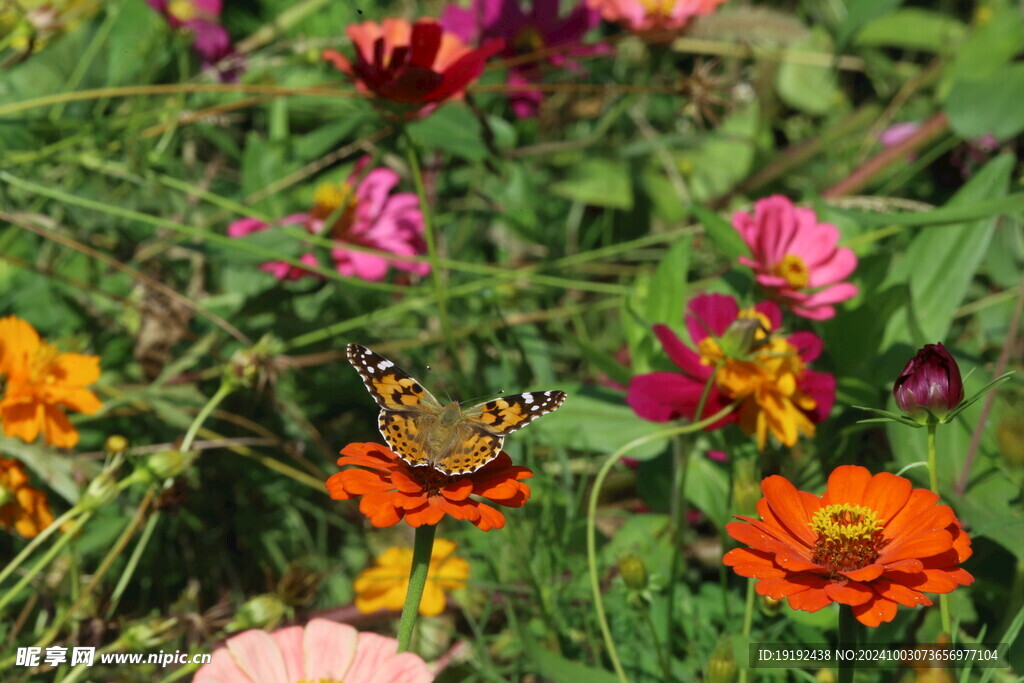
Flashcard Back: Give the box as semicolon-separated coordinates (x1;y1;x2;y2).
323;18;503;116
723;465;973;627
326;442;532;531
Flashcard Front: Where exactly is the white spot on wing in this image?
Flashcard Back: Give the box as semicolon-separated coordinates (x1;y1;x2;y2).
377;360;393;370
523;393;534;404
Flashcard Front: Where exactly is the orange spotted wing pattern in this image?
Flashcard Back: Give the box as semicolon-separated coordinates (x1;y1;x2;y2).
347;344;566;475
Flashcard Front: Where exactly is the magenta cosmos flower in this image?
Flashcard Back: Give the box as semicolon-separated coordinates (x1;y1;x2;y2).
194;618;434;682
228;158;429;282
733;195;858;321
627;293;835;450
587;0;727;32
146;0;241;78
441;0;601;118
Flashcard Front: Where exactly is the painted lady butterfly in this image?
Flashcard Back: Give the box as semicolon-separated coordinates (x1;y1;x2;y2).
347;344;566;475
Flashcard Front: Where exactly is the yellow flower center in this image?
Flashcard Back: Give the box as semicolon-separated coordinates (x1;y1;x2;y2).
312;182;358;238
640;0;675;17
167;0;197;22
773;253;810;289
696;308;819;449
810;503;884;575
28;343;62;385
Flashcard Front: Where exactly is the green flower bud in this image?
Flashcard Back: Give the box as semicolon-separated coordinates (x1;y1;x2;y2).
707;639;737;683
619;555;649;592
226;594;288;633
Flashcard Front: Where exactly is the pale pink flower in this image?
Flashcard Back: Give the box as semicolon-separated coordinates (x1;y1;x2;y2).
587;0;727;32
194;618;434;683
227;158;429;283
733;196;858;320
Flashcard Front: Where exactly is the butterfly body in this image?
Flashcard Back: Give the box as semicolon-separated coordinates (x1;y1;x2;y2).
348;344;566;475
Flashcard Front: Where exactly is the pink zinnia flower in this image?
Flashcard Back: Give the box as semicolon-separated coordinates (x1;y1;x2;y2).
227;158;429;283
441;0;602;118
627;293;835;450
733;195;858;321
194;618;434;682
323;18;503;119
587;0;728;32
146;0;242;79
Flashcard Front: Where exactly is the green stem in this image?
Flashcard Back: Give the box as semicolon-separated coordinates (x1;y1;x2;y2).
737;579;756;683
0;506;81;587
0;512;93;615
639;601;673;682
926;423;952;634
106;511;162;618
587;403;737;683
837;606;859;683
926;424;939;496
402;133;457;363
182;382;233;452
396;524;437;652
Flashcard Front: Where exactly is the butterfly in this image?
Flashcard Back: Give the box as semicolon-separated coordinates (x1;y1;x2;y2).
347;344;567;475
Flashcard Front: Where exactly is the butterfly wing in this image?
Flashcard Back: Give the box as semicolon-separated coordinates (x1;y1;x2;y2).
347;344;442;412
465;391;567;436
431;391;566;475
347;344;442;466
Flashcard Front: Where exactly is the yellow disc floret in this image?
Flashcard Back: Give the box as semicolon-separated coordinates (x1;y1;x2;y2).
810;503;884;575
773;253;810;290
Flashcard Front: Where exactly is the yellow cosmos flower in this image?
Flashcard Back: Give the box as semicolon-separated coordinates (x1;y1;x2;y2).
0;457;55;538
354;538;470;617
0;316;103;448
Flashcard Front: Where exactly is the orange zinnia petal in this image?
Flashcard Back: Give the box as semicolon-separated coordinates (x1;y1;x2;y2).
824;581;873;606
786;586;831;612
761;476;817;546
860;472;913;523
851;594;899;627
822;465;872;507
53;353;102;387
2;402;42;444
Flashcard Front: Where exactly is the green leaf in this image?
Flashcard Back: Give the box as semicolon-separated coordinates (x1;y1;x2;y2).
406;104;487;162
855;9;965;51
881;154;1012;347
946;64;1024;140
682;103;760;202
775;28;840;115
645;237;692;326
691;203;747;262
106;0;165;86
551;158;634;210
947;7;1024;83
528;385;668;460
531;648;619;683
835;0;905;48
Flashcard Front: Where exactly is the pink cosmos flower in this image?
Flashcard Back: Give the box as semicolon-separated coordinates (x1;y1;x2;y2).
227;158;429;283
627;293;835;450
193;618;434;683
441;0;602;118
146;0;242;80
587;0;728;32
733;195;858;321
879;122;920;149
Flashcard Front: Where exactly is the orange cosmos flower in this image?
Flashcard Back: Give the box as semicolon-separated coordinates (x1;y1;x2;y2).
0;457;55;538
723;465;973;627
326;442;532;531
354;538;470;616
0;316;103;448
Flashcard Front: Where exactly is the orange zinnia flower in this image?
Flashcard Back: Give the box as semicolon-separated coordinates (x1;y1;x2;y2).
0;457;55;538
326;442;532;530
0;316;103;448
723;465;973;627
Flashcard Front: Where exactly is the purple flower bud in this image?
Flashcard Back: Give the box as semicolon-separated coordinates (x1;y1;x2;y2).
893;343;964;422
